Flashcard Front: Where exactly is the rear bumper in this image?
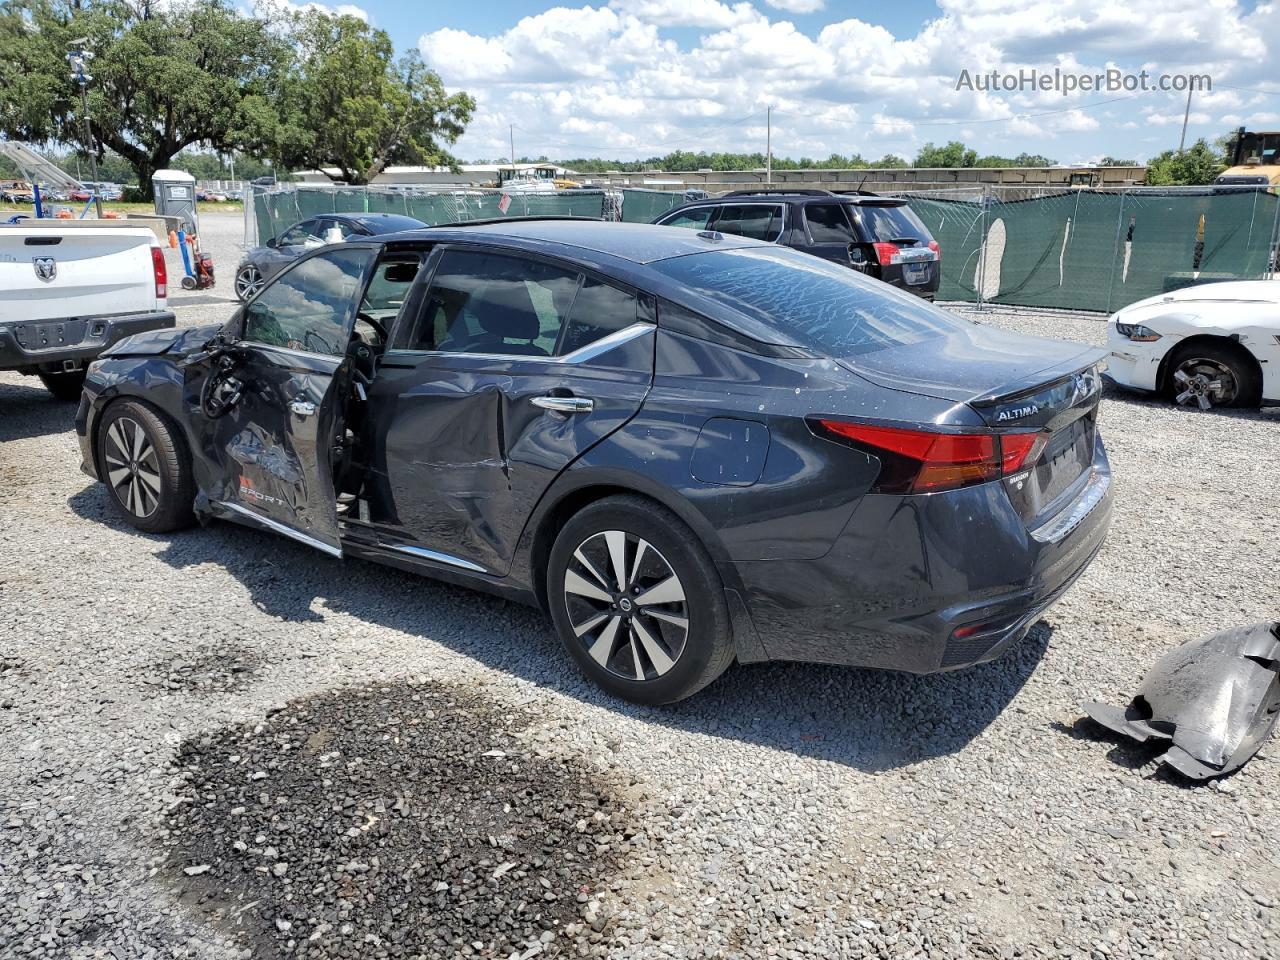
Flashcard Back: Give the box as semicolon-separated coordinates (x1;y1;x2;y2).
726;436;1113;673
0;310;174;374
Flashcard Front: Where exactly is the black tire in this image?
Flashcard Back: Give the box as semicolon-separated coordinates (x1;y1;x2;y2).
37;369;86;401
1165;341;1262;409
95;399;196;533
547;495;735;705
234;263;263;302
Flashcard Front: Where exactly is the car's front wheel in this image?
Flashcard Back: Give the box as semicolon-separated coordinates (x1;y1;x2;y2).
1167;342;1262;410
96;399;196;533
547;496;735;705
233;263;264;302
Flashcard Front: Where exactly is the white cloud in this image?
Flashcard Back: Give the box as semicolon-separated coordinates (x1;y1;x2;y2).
607;0;760;28
417;0;1280;164
765;0;826;12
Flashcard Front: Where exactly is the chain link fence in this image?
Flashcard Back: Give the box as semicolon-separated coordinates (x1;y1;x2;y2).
243;184;687;247
895;185;1280;313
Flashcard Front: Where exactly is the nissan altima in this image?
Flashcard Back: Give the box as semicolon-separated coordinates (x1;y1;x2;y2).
76;219;1113;704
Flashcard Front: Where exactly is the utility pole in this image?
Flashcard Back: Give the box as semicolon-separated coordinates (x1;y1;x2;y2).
66;38;103;218
766;106;772;184
1178;85;1193;153
509;124;516;169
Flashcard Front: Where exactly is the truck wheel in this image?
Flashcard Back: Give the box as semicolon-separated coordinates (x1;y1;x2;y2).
547;495;736;705
37;369;86;401
96;399;196;533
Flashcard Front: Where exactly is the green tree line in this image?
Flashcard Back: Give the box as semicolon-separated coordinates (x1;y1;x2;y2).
0;0;474;197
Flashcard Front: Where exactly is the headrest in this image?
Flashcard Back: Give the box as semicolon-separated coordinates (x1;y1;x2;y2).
475;282;539;341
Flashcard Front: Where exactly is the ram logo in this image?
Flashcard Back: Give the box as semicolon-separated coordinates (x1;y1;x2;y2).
32;257;57;282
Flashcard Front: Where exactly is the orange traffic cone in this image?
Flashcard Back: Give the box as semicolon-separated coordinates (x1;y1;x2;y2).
168;230;178;249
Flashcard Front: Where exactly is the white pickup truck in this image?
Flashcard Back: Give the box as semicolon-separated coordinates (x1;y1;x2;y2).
0;220;175;399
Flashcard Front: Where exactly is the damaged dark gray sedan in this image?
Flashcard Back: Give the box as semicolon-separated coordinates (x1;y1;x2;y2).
75;220;1113;704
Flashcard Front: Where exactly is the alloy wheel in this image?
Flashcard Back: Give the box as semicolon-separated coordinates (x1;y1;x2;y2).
1173;358;1238;410
562;530;689;682
103;417;161;518
234;264;264;301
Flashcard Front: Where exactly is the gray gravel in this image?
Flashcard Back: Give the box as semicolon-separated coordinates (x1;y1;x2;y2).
2;216;1279;959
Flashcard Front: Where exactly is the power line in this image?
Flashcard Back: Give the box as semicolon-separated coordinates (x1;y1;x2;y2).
1214;83;1280;98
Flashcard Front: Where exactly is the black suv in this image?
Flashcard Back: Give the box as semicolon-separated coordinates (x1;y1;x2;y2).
653;189;940;298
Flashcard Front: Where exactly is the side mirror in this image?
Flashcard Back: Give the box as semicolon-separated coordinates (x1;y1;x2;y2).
265;236;278;249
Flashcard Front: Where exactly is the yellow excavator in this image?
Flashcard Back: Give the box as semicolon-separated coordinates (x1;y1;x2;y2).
1215;128;1280;187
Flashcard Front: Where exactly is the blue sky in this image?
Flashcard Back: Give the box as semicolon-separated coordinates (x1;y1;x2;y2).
292;0;1280;165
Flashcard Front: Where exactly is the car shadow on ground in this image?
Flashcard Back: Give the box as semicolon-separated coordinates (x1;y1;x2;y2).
0;379;79;442
68;484;1052;774
1102;383;1280;420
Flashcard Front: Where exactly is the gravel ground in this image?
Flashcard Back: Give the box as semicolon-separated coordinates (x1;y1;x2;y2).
2;214;1279;959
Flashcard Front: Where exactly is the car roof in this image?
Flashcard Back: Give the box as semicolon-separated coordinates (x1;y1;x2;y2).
375;219;766;264
706;192;904;205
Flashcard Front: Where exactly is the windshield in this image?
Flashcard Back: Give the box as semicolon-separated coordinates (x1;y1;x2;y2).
852;203;932;243
1237;132;1280;165
650;246;967;356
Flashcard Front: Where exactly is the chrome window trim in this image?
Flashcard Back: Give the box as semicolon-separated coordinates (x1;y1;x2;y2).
383;321;654;364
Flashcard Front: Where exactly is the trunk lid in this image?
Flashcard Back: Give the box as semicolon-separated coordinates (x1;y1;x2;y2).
838;324;1107;524
0;223;161;322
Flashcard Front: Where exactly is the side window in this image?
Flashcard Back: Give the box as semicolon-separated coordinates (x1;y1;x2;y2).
361;254;423;318
559;278;638;355
804;204;856;243
661;206;715;230
242;247;375;355
397;249;580;356
711;205;783;242
278;218;320;247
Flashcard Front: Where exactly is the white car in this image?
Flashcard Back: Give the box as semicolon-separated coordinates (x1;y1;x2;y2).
1106;280;1280;410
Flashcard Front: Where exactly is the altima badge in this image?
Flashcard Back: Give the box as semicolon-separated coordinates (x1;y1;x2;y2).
32;257;57;282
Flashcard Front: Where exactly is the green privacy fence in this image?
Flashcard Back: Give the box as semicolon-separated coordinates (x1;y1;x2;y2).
247;185;687;246
246;184;1278;313
901;187;1280;313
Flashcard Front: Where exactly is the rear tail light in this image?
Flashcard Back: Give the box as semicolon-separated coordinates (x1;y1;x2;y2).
872;242;900;265
151;246;167;300
872;241;940;266
810;419;1044;494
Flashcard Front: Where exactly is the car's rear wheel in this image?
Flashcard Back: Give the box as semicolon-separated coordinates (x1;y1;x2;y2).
234;263;264;302
96;399;195;533
37;369;86;401
1166;342;1262;410
547;496;735;704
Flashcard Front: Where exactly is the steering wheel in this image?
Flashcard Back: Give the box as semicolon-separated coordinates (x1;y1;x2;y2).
355;312;388;345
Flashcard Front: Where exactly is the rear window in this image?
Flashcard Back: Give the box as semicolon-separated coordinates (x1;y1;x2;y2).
852;203;931;244
650;246;965;356
804;203;856;243
358;215;425;233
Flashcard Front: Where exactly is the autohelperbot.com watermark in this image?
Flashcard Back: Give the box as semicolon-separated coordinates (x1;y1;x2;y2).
955;68;1211;96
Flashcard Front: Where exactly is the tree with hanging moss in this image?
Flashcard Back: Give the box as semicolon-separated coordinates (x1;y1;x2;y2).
266;10;475;185
0;0;287;197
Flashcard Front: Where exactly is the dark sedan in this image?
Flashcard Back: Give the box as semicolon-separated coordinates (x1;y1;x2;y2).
77;219;1112;704
233;212;425;301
